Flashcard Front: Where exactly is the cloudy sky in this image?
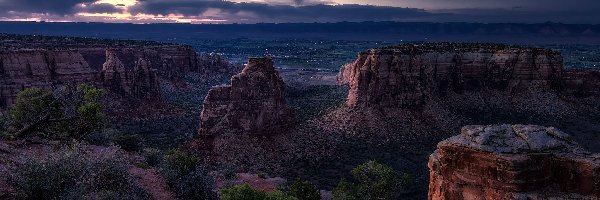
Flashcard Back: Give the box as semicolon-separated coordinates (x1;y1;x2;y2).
0;0;598;24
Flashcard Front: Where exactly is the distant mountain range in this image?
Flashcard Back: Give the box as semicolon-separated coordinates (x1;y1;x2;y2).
1;21;599;44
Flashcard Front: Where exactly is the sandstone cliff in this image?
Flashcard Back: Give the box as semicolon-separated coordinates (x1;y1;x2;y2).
101;50;160;99
0;37;236;108
198;57;294;141
0;50;98;107
338;43;567;108
429;125;600;200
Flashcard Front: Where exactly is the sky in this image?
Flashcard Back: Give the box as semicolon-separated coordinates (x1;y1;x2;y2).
0;0;598;24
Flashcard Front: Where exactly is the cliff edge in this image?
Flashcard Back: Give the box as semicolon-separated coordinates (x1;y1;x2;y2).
429;125;600;199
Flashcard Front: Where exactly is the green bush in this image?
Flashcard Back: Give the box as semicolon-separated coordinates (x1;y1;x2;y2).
222;184;266;200
9;143;149;200
173;168;217;200
86;128;120;146
267;191;299;200
289;179;321;200
221;184;298;200
6;85;104;140
351;160;398;200
332;178;356;200
163;149;201;177
113;133;144;152
160;149;217;199
142;148;163;167
333;160;410;200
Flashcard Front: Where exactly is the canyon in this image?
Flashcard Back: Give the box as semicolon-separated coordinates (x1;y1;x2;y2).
429;125;600;199
0;34;236;108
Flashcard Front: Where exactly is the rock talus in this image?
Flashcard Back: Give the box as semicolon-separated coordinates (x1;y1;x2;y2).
429;124;600;200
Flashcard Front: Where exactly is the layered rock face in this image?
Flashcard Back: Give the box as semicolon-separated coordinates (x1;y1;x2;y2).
339;43;565;108
100;50;160;99
0;50;98;107
0;40;235;108
429;125;600;200
198;57;294;140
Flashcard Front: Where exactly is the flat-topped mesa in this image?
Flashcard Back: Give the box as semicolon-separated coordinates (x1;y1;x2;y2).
429;125;600;200
338;43;564;108
198;57;294;139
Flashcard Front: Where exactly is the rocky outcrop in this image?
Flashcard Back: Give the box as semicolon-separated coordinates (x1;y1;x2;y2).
101;50;160;99
0;35;236;108
339;43;566;108
0;50;98;107
429;125;600;200
198;57;294;140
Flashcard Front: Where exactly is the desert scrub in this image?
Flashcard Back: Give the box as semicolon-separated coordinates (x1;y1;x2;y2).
221;184;298;200
333;160;412;200
8;143;149;200
160;149;217;199
86;128;144;152
142;148;163;167
289;179;321;200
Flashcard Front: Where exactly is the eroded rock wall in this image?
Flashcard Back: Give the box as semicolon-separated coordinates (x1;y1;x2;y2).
0;43;235;108
339;43;565;108
429;125;600;200
0;50;98;107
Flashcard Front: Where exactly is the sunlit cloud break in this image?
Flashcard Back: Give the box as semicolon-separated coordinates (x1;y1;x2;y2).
0;0;599;24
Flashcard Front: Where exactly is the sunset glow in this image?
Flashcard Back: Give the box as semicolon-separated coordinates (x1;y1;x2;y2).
0;0;598;24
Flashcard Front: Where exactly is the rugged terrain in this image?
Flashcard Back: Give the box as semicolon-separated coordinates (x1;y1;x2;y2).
189;43;600;199
0;34;237;110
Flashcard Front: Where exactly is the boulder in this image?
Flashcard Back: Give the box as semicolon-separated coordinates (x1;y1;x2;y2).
429;124;600;199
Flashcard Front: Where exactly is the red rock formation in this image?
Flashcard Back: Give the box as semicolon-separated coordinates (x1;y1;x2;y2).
198;57;294;141
339;43;565;108
0;50;98;107
0;41;234;108
101;50;160;99
429;125;600;200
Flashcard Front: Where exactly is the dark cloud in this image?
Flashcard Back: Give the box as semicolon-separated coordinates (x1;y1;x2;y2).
129;0;432;23
0;0;97;15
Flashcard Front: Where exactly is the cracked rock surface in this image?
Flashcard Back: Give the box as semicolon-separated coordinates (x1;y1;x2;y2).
429;125;600;200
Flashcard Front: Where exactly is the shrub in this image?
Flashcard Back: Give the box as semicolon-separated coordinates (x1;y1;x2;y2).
289;179;321;200
163;149;201;177
222;184;267;200
267;191;299;200
86;128;120;146
6;85;104;140
173;168;217;200
332;178;356;200
9;143;149;200
160;149;217;199
142;148;163;167
333;160;411;200
351;160;398;200
113;133;144;152
221;184;298;200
